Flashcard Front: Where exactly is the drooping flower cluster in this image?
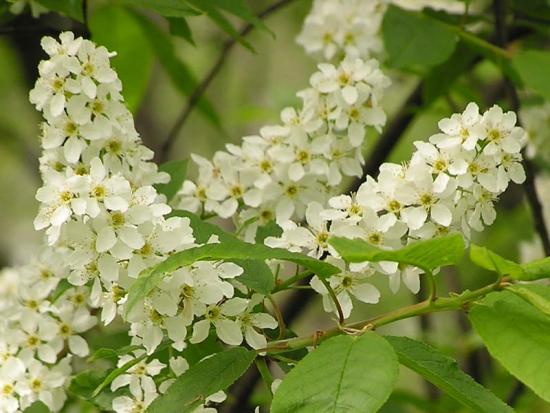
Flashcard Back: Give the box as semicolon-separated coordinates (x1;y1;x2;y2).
266;103;527;318
22;32;278;413
176;57;390;240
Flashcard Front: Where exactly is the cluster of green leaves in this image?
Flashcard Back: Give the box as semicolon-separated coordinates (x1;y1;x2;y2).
382;3;550;106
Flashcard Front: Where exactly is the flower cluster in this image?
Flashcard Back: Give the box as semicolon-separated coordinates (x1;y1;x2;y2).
23;32;278;412
266;103;527;318
0;252;93;412
297;0;468;62
296;0;387;61
176;57;390;240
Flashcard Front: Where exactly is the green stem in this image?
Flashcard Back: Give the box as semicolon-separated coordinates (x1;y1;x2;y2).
264;279;507;354
255;358;274;394
273;271;313;292
319;276;345;325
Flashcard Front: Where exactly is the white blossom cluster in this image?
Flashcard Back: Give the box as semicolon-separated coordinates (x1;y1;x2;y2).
12;32;278;413
0;252;92;412
176;57;390;240
266;103;527;318
296;0;469;62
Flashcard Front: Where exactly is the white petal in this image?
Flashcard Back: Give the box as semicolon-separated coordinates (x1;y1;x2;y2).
431;203;452;226
215;319;243;346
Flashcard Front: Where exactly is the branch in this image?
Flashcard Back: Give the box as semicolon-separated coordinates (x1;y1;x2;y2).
158;0;297;162
265;279;508;354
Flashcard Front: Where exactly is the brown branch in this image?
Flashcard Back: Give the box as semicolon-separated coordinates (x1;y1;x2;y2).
158;0;297;162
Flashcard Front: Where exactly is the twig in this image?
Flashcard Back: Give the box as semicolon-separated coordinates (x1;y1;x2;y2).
265;278;508;354
267;295;286;340
158;0;297;162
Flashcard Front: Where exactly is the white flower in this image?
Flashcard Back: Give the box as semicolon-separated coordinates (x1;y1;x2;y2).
111;353;165;397
190;298;248;346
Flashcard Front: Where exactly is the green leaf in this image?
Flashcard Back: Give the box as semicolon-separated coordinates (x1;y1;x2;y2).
50;279;72;303
126;0;200;17
92;352;148;397
87;344;142;362
170;210;275;294
512;50;550;101
69;371;126;410
170;210;235;243
469;289;550;402
469;244;524;277
147;347;256;413
506;284;550;317
186;0;254;51
125;239;339;317
521;256;550;281
23;402;49;413
382;5;458;70
89;5;154;113
155;159;188;202
271;333;398;413
255;220;282;244
329;233;465;273
34;0;83;21
422;42;478;105
130;12;222;128
470;244;550;281
199;0;271;35
168;17;195;45
232;259;275;295
385;336;514;413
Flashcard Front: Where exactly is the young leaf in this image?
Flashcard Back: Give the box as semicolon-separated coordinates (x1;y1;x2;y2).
34;0;83;21
89;5;154;113
469;244;524;277
271;333;398;413
155;159;188;202
521;256;550;281
329;233;464;273
147;347;256;413
512;50;550;101
125;240;340;316
130;12;222;129
469;289;550;402
168;17;195;45
382;5;458;70
385;336;514;413
470;244;550;281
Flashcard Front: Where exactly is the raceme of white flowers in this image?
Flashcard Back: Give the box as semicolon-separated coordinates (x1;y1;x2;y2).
0;32;278;413
266;102;526;318
176;57;390;240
